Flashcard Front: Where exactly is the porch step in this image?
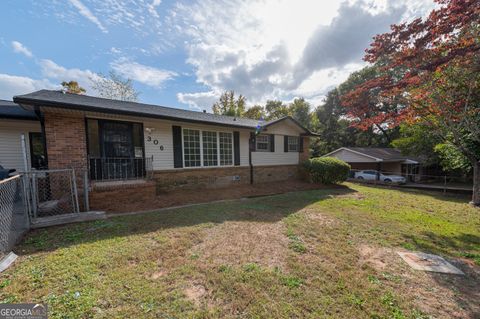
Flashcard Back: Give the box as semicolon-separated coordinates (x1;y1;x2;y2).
31;211;107;229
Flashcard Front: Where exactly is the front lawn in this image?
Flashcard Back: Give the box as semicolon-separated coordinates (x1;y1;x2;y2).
1;183;479;318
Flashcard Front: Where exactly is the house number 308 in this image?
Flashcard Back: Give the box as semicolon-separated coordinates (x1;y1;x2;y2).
147;136;164;151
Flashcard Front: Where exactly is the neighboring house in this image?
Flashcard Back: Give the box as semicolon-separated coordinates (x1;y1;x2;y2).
13;90;317;211
0;100;46;172
323;147;420;176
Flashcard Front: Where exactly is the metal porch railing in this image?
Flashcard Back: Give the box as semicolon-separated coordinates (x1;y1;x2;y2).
88;156;153;181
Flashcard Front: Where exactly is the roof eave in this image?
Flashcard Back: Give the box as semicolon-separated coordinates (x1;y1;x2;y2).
13;96;258;130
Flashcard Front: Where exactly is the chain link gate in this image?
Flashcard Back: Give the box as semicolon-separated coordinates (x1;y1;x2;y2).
23;169;80;221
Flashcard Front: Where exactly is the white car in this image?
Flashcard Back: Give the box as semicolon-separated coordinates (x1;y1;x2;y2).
354;170;406;184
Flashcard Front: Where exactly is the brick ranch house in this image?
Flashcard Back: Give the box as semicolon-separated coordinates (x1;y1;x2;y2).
9;90;318;212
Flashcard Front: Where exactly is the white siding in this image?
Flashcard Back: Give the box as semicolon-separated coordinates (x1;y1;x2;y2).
81;112;303;169
328;149;377;163
0;119;41;171
251;135;299;166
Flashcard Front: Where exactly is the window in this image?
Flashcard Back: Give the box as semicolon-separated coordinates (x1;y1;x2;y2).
183;129;201;167
219;132;233;166
288;136;299;152
29;132;47;169
202;131;218;166
256;134;270;151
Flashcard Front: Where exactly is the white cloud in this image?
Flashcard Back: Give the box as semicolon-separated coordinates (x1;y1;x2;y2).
111;59;176;88
38;59;101;92
177;91;219;110
172;0;434;107
11;41;33;58
68;0;108;33
0;74;58;100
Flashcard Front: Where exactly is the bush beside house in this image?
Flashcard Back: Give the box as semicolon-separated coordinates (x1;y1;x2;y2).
303;157;350;184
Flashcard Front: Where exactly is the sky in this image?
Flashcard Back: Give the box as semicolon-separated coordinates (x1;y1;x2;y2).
0;0;436;111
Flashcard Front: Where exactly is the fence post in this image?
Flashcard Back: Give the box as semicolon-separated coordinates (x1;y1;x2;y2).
83;170;90;212
444;175;447;194
31;173;38;219
71;169;80;214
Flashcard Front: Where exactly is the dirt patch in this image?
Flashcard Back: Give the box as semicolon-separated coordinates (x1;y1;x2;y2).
148;270;166;280
301;208;337;226
191;219;289;269
357;244;480;318
358;244;393;270
184;282;207;306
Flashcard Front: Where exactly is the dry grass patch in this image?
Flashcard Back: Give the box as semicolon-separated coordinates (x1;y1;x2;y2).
191;219;289;269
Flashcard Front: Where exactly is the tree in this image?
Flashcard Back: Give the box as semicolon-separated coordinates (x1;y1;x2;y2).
341;0;480;205
61;81;86;94
91;71;139;102
243;105;266;120
289;98;311;129
265;100;290;120
212;90;246;117
391;122;442;166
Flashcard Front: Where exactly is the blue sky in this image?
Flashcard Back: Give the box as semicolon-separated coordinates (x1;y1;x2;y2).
0;0;434;111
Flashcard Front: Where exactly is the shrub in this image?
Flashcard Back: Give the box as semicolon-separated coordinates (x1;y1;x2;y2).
303;157;350;184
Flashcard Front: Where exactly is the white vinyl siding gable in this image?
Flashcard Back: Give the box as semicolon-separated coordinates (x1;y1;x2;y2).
0;119;41;172
251;134;299;165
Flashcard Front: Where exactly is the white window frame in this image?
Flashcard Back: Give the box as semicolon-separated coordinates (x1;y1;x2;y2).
255;134;270;152
181;127;235;168
182;128;202;168
288;136;300;152
219;132;233;166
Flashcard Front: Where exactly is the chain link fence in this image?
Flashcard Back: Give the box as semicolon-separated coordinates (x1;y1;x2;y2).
0;175;29;253
23;169;80;219
348;169;473;194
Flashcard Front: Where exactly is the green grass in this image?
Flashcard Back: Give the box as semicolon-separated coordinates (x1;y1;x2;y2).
0;183;478;318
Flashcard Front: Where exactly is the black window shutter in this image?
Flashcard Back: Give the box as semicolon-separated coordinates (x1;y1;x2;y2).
284;135;289;152
249;132;256;151
270;134;275;152
172;125;183;168
299;136;304;153
233;131;240;166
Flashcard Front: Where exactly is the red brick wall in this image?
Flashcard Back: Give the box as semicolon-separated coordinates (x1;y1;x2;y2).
299;137;310;163
43;112;87;170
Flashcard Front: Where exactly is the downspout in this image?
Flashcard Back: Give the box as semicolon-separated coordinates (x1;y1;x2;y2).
249;134;254;185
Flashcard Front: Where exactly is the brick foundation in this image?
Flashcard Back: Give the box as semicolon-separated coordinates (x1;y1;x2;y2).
89;180;157;212
153;164;300;191
154;166;251;191
252;165;299;183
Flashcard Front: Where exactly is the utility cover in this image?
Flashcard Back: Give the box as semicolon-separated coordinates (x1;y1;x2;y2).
397;251;464;275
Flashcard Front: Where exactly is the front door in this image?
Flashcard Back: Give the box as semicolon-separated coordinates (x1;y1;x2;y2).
100;121;134;179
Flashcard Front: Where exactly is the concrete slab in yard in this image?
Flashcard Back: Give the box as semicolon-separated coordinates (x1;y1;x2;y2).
31;211;107;229
397;251;464;275
0;252;18;273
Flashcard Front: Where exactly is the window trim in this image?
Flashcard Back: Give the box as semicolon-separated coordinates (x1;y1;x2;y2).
287;136;300;152
181;127;235;168
255;134;270;152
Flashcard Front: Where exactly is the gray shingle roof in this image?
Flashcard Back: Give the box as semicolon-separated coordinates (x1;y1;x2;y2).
0;100;38;120
347;147;414;161
13;90;264;129
13;90;318;135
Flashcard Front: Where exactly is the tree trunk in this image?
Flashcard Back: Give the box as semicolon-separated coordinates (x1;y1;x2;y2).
472;160;480;207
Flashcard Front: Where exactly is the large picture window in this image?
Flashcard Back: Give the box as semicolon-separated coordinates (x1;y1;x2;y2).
256;134;270;151
182;129;234;167
219;132;233;166
183;129;201;167
202;131;218;166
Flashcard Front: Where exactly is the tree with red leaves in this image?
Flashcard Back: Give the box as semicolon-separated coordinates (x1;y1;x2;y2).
342;0;480;205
